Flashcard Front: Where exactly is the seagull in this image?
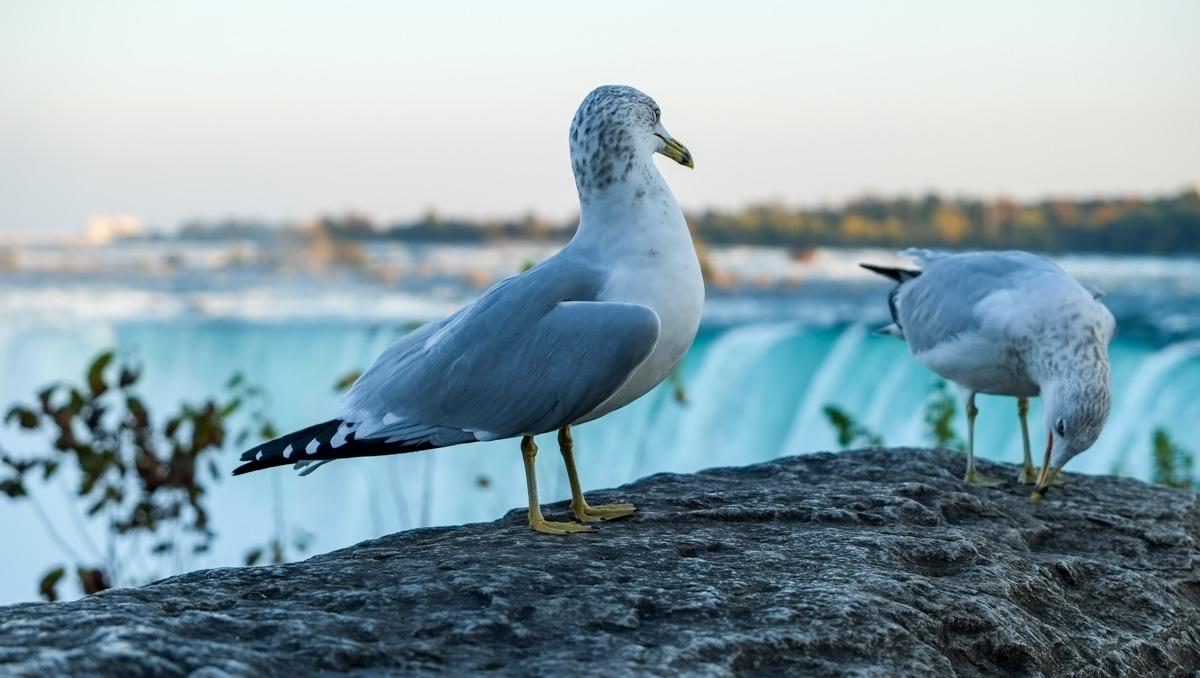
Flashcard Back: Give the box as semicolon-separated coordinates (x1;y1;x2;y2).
233;86;704;533
861;249;1114;497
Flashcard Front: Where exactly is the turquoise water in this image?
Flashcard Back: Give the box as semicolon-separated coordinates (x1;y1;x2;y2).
0;245;1197;603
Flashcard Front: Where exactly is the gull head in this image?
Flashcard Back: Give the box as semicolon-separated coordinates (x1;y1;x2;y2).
1031;370;1112;499
569;85;693;199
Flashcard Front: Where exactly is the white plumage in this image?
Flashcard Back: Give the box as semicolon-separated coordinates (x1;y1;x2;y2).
864;249;1115;496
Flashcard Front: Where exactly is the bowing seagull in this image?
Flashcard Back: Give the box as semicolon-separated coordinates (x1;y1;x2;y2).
862;249;1114;497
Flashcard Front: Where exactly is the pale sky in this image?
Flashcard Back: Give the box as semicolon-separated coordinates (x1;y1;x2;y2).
1;1;1198;234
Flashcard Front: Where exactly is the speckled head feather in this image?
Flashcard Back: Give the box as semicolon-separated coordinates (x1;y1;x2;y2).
568;85;689;203
1044;350;1112;467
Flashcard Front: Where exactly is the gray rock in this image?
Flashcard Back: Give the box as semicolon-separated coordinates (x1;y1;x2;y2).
2;448;1199;676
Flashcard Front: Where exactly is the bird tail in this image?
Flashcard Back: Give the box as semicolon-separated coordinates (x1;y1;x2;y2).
874;323;905;339
860;262;921;339
231;419;436;476
899;248;950;268
859;262;921;283
1082;282;1105;300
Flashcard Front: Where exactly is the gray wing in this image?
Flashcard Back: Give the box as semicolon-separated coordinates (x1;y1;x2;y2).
340;256;660;445
897;250;1059;354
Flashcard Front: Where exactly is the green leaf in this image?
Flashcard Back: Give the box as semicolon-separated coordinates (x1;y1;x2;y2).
86;495;109;516
36;386;57;414
86;351;115;396
39;566;66;603
6;407;40;430
219;398;241;418
822;404;883;450
1151;427;1196;490
127;396;150;426
333;370;362;393
118;366;139;388
0;478;27;498
78;567;109;595
244;548;263;566
0;455;28;473
67;389;86;416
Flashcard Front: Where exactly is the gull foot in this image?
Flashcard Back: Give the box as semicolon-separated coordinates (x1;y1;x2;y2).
1022;467;1070;486
1017;464;1038;484
964;469;1006;487
529;517;592;535
571;501;637;523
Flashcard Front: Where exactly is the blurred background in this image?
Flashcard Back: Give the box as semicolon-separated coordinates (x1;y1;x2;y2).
1;1;1197;603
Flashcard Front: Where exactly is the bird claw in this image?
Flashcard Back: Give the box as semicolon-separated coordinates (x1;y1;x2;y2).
964;469;1006;487
529;517;592;535
571;501;637;523
1017;464;1039;484
1018;466;1069;486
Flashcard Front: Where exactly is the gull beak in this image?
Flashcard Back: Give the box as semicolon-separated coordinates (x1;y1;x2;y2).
1030;432;1057;500
656;135;694;169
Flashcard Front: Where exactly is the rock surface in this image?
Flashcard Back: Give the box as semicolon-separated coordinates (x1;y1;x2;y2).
2;448;1199;676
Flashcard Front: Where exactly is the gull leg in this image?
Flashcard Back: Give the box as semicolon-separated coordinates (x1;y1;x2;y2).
521;436;590;535
1017;397;1037;484
963;392;1004;487
559;426;636;522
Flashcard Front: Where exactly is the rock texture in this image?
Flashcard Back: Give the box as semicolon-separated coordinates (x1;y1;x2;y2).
2;448;1199;676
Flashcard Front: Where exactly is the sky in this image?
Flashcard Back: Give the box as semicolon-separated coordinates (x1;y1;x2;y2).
1;1;1198;234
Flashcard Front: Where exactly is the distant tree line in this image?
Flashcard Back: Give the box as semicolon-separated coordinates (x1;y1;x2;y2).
165;189;1200;254
173;211;568;245
691;190;1200;253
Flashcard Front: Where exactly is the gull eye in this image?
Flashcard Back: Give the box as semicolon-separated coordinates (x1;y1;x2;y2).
1055;418;1068;437
653;107;661;122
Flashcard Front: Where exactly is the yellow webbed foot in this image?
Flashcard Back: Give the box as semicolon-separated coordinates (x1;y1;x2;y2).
529;516;592;535
571;501;637;523
1023;467;1069;486
1017;464;1038;484
964;469;1006;487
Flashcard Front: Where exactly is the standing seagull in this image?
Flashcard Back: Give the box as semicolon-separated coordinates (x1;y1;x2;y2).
861;249;1114;497
233;85;703;533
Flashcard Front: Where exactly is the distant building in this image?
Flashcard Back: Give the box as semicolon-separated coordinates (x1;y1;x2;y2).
86;214;143;244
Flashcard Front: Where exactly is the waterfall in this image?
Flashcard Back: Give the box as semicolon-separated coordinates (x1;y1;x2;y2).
1088;340;1200;478
665;322;801;471
1;318;1198;604
781;324;868;454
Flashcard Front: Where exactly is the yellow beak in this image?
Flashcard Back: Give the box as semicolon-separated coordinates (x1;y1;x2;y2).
657;136;695;169
1030;433;1056;500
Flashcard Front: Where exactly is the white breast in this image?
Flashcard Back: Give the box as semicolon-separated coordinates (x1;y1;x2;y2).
577;210;704;421
914;331;1040;397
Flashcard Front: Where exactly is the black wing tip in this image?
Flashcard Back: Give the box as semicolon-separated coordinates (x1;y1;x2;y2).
231;418;342;476
230;418;448;477
230;443;267;476
860;262;921;283
230;447;279;476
